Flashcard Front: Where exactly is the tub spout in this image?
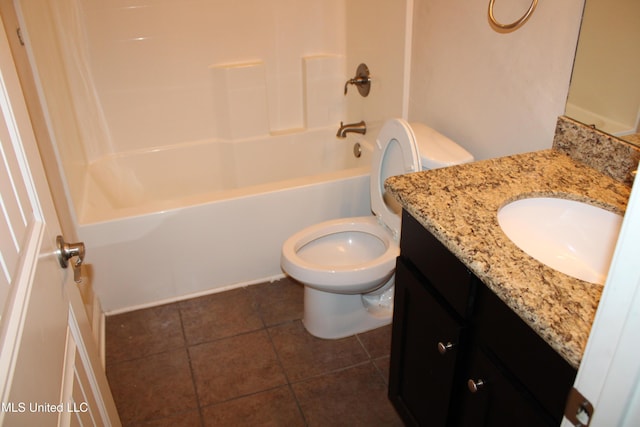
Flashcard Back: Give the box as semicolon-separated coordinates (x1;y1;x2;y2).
336;121;366;138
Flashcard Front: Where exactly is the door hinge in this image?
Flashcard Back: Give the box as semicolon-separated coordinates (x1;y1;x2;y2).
565;387;594;426
16;27;25;46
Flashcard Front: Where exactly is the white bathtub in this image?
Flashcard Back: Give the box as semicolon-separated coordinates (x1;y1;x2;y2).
78;128;374;313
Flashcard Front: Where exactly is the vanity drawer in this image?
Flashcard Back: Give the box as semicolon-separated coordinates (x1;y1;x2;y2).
474;284;577;423
400;210;476;318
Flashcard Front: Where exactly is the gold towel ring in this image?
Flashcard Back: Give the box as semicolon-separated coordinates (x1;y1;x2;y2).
488;0;538;31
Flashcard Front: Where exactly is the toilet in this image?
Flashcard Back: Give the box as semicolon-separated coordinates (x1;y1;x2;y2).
281;118;473;339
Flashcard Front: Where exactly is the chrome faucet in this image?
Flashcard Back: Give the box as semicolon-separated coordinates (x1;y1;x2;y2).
336;120;367;138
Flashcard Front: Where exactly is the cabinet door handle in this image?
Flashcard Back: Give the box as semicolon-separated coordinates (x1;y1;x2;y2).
467;378;485;393
437;341;456;355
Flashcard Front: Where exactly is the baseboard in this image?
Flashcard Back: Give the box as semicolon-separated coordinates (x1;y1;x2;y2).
104;273;286;316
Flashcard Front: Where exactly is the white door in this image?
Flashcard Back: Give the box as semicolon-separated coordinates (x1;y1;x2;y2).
0;18;119;427
561;165;640;427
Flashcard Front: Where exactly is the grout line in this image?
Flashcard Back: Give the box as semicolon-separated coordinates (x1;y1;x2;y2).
355;333;373;360
183;325;267;349
287;360;373;385
176;306;207;426
105;347;179;369
264;324;310;425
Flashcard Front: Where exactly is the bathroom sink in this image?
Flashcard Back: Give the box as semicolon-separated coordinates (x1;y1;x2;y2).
497;197;623;285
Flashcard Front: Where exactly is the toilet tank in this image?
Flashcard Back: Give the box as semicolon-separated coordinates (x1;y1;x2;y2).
410;122;474;170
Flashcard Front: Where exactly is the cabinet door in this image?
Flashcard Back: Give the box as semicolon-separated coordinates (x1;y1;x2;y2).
474;282;576;422
389;259;465;426
456;346;555;427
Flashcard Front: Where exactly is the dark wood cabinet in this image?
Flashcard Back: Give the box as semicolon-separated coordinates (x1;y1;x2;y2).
389;210;576;426
389;259;466;426
455;344;553;427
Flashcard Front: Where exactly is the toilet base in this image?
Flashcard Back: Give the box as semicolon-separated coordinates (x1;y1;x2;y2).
302;286;392;339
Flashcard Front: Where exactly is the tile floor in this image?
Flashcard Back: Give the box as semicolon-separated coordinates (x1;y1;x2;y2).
105;277;404;426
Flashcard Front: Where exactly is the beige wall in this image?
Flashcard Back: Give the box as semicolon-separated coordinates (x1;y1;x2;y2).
408;0;585;160
346;0;408;125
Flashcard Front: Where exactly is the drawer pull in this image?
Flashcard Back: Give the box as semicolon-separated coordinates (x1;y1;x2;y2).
468;378;485;393
437;341;456;355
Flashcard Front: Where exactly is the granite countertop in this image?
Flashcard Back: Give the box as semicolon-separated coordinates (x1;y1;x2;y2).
385;148;631;369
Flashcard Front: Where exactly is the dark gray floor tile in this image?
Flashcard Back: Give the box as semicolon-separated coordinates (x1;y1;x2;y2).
106;303;185;364
136;409;202;426
106;281;400;426
179;288;264;345
269;320;369;382
201;386;305;427
106;348;198;425
248;278;304;326
357;324;392;359
292;363;403;427
189;330;287;406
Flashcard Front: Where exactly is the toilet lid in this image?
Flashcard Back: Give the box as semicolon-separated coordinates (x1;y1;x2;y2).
370;118;421;238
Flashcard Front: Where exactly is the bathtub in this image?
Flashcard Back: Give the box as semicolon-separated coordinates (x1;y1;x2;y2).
78;127;374;313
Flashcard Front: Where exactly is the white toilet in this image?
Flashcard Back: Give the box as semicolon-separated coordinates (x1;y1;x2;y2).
281;118;473;339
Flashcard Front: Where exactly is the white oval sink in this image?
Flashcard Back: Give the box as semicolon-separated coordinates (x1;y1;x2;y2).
497;197;623;284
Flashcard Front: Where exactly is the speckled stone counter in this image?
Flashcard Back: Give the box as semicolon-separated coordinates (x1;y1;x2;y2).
385;125;634;369
553;116;640;186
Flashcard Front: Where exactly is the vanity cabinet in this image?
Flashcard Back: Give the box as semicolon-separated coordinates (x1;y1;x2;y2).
389;210;577;426
390;258;468;426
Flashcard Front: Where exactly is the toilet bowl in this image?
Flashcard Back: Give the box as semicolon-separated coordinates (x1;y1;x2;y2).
281;216;397;294
281;118;473;339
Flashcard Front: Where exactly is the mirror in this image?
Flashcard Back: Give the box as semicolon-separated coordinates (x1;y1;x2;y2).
565;0;640;145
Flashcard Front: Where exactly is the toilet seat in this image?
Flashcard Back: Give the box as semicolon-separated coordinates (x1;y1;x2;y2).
280;216;399;294
370;119;421;238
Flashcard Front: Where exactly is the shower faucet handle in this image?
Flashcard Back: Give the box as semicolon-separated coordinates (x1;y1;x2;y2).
344;63;371;97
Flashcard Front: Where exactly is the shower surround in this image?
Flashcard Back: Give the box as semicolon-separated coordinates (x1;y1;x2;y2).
17;0;408;311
